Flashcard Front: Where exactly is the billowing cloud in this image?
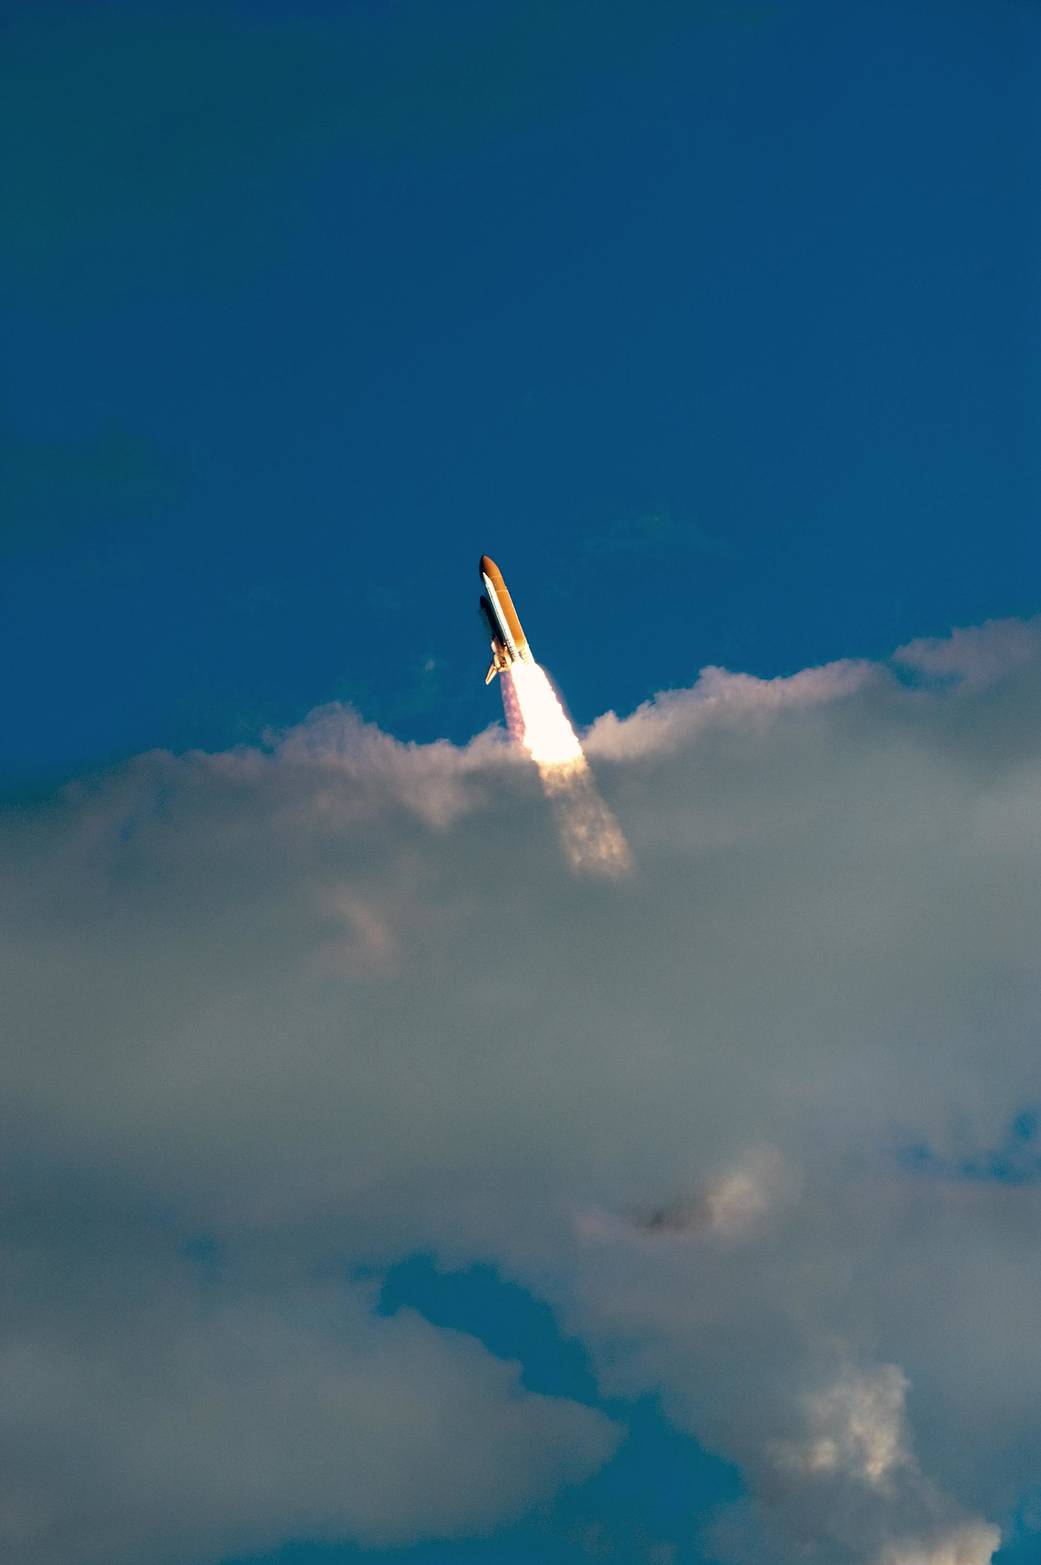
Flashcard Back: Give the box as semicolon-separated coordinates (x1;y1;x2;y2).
0;1267;617;1565
5;618;1040;1562
877;1523;1002;1565
895;616;1041;690
770;1364;911;1488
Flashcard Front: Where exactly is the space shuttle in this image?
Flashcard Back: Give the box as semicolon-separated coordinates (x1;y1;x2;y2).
478;555;534;684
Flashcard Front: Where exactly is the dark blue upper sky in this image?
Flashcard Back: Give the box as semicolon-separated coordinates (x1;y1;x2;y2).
4;0;1038;790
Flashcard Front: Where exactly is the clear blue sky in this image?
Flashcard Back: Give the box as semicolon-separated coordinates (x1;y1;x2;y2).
3;5;1040;1563
4;0;1038;792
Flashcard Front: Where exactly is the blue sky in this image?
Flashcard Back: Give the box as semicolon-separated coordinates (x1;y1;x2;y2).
4;0;1038;789
4;5;1041;1565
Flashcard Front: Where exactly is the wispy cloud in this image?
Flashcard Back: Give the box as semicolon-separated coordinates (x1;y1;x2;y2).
4;617;1039;1562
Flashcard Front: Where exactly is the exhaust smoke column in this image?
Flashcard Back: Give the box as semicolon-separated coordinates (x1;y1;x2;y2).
480;556;631;877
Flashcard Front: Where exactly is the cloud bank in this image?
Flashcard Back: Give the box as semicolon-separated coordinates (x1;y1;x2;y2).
4;618;1041;1563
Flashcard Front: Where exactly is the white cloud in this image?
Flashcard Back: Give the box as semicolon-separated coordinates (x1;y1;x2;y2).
4;616;1041;1561
772;1365;910;1489
877;1522;1001;1565
583;657;877;761
0;1271;617;1565
703;1146;794;1237
895;616;1041;689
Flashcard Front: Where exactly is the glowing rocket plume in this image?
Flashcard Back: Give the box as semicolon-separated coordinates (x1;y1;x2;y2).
501;663;632;878
501;661;583;767
479;553;631;876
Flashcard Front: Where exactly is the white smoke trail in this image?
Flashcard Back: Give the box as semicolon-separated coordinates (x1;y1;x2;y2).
501;663;632;877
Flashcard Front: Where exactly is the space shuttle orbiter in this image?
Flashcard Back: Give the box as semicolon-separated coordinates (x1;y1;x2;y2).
478;555;533;684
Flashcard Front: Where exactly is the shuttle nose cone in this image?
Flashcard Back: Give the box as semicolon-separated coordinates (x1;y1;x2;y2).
479;554;499;580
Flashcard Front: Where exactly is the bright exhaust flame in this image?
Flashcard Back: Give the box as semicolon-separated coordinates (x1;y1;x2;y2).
503;662;583;767
501;663;632;877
